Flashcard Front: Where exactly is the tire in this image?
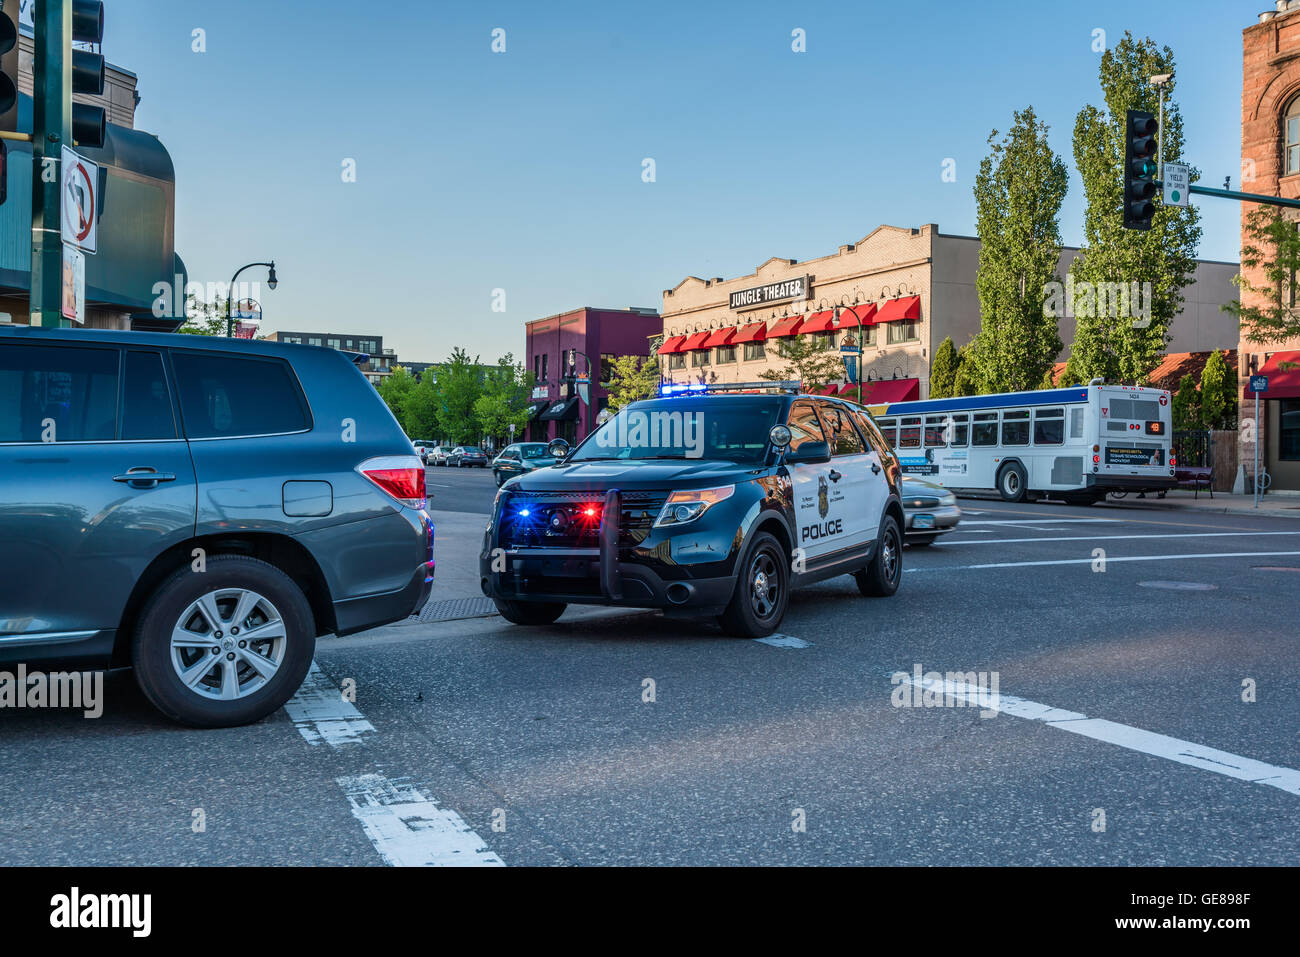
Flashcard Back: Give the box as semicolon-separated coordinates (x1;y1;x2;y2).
494;471;504;487
907;534;938;547
997;462;1028;503
717;531;789;639
131;555;316;728
493;598;566;626
855;514;903;597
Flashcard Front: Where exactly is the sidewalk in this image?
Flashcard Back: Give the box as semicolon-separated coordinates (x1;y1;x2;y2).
1105;489;1300;519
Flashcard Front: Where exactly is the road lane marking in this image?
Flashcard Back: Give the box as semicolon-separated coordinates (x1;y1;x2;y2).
898;673;1300;797
958;518;1120;525
337;773;505;867
944;531;1300;546
754;634;812;649
283;661;375;747
905;550;1300;571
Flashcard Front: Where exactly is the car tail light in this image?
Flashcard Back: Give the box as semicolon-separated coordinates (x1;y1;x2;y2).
357;455;426;508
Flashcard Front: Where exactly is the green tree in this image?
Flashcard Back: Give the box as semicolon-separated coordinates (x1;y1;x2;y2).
1222;204;1300;344
1067;33;1202;384
950;345;979;396
1198;349;1235;430
759;336;846;392
176;294;228;336
968;106;1068;394
1171;374;1202;432
473;353;532;445
604;349;661;411
434;347;485;444
377;366;420;434
928;336;959;398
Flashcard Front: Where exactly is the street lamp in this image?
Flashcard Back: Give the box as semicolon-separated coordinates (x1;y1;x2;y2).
1149;73;1172;180
226;261;278;337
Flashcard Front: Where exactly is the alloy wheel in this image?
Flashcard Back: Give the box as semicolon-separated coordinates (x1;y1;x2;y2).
169;588;287;701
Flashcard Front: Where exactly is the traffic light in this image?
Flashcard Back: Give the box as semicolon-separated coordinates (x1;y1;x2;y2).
1123;109;1158;231
0;4;16;132
72;1;107;149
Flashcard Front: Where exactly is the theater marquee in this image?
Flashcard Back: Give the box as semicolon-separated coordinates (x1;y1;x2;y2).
728;276;809;311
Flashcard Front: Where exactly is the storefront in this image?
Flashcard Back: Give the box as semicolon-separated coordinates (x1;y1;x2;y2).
1243;351;1300;492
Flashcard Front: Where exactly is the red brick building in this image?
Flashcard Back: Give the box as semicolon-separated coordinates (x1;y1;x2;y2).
1241;1;1300;492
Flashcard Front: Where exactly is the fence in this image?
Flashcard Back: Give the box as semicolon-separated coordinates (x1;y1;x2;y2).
1172;430;1239;492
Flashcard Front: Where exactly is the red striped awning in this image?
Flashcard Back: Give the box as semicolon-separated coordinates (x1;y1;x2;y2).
876;295;921;323
1243;350;1300;398
768;316;805;338
812;383;841;395
838;303;877;328
733;321;768;343
680;331;711;351
844;378;920;403
657;335;686;355
801;310;836;333
702;326;737;348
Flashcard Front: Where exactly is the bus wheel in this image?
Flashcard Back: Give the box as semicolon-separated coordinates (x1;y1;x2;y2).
998;463;1028;503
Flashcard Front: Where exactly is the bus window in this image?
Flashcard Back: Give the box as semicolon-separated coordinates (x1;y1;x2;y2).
972;412;998;446
1001;410;1030;446
1034;408;1065;445
877;418;898;448
924;416;947;448
1069;407;1085;439
948;414;969;447
899;416;921;449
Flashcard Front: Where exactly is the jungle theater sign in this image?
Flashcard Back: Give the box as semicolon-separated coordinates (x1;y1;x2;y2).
728;276;809;311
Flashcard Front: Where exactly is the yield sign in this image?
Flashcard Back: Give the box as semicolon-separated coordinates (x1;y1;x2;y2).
61;145;98;254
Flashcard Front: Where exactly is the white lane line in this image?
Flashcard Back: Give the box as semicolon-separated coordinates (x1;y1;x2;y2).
958;518;1120;526
337;773;505;867
905;550;1300;572
943;531;1300;546
898;674;1300;797
283;661;375;747
754;634;812;649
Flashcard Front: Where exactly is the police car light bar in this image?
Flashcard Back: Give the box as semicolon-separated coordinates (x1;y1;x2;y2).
658;380;800;396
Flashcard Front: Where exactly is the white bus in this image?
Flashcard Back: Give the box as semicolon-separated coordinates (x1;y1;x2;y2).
870;382;1176;503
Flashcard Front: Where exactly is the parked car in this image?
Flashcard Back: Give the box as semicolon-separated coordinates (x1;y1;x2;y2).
481;387;904;638
900;474;961;545
0;327;434;728
411;439;437;464
427;445;451;467
449;446;488;468
492;442;558;487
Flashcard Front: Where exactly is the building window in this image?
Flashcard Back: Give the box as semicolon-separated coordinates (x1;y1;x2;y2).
669;353;686;370
600;353;616;385
1281;399;1300;460
887;320;919;344
809;331;835;351
777;338;797;358
541;354;549;382
692;350;711;367
309;337;322;347
743;341;766;361
327;338;340;350
715;345;737;364
1288;97;1300;176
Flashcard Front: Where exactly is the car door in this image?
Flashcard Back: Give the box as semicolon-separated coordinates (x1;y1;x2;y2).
497;446;522;479
784;399;844;563
819;401;887;551
0;342;197;646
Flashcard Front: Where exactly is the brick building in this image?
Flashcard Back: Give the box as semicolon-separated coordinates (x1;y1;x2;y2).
1240;1;1300;493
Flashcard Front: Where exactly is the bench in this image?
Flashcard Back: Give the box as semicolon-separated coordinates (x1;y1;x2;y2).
1174;465;1214;499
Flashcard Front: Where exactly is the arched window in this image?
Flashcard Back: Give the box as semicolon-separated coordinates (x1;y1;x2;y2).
1286;96;1300;175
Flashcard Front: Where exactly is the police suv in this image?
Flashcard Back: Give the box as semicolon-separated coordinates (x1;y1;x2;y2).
479;382;905;638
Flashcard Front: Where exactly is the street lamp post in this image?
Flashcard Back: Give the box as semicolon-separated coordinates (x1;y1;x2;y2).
225;261;278;337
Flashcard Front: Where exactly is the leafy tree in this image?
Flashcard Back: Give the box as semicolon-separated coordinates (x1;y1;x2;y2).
377;366;420;434
434;347;485;444
1171;374;1202;432
474;353;532;445
1198;349;1236;430
177;294;228;336
604;349;661;411
759;336;846;392
950;345;979;396
968;106;1068;394
1067;33;1202;384
928;337;959;398
1222;205;1300;344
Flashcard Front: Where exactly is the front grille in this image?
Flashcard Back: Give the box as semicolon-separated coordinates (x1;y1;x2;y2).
499;490;668;549
906;496;942;509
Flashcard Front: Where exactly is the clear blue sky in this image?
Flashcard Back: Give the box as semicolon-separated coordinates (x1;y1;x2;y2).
108;0;1254;362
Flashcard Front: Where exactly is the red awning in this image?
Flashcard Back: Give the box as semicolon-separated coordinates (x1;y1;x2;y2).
702;326;737;348
836;303;877;328
842;378;920;404
801;310;836;333
1244;350;1300;398
812;383;841;396
733;321;768;343
876;295;921;323
768;316;805;338
657;335;686;355
680;331;711;351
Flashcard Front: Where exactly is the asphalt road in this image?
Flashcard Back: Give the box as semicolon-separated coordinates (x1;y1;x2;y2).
426;460;499;514
3;489;1300;866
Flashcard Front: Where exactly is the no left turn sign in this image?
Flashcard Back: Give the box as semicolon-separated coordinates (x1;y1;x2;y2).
61;145;98;254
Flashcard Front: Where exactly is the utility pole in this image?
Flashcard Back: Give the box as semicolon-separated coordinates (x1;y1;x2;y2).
31;0;71;327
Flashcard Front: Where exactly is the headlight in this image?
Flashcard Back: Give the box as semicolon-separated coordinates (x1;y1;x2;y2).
654;485;734;528
940;492;957;506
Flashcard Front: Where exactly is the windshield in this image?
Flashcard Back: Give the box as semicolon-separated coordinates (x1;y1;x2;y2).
463;447;482;454
569;397;783;464
520;445;549;459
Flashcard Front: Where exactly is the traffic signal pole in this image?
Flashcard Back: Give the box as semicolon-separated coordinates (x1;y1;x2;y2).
31;0;72;327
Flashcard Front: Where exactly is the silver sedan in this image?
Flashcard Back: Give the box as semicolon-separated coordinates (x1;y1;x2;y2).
900;475;961;546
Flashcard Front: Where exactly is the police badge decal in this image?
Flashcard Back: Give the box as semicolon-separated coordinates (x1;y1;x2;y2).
818;474;830;518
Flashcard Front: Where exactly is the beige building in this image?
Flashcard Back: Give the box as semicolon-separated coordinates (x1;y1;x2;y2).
659;224;1239;404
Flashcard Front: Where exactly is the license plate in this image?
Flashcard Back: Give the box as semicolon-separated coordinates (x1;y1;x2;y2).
913;514;936;530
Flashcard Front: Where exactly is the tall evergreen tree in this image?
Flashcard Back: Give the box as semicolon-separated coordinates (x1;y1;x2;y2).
1198;349;1235;431
928;337;959;398
1068;33;1202;384
968;106;1068;394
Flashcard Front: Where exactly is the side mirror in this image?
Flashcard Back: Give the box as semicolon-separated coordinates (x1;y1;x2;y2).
769;424;792;449
786;440;831;465
547;438;571;460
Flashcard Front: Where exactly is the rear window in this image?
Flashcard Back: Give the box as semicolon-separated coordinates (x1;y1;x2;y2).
171;352;310;439
0;342;118;442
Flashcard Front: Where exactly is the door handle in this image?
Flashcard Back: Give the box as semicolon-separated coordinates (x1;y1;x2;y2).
113;468;177;487
871;463;882;475
829;469;842;483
